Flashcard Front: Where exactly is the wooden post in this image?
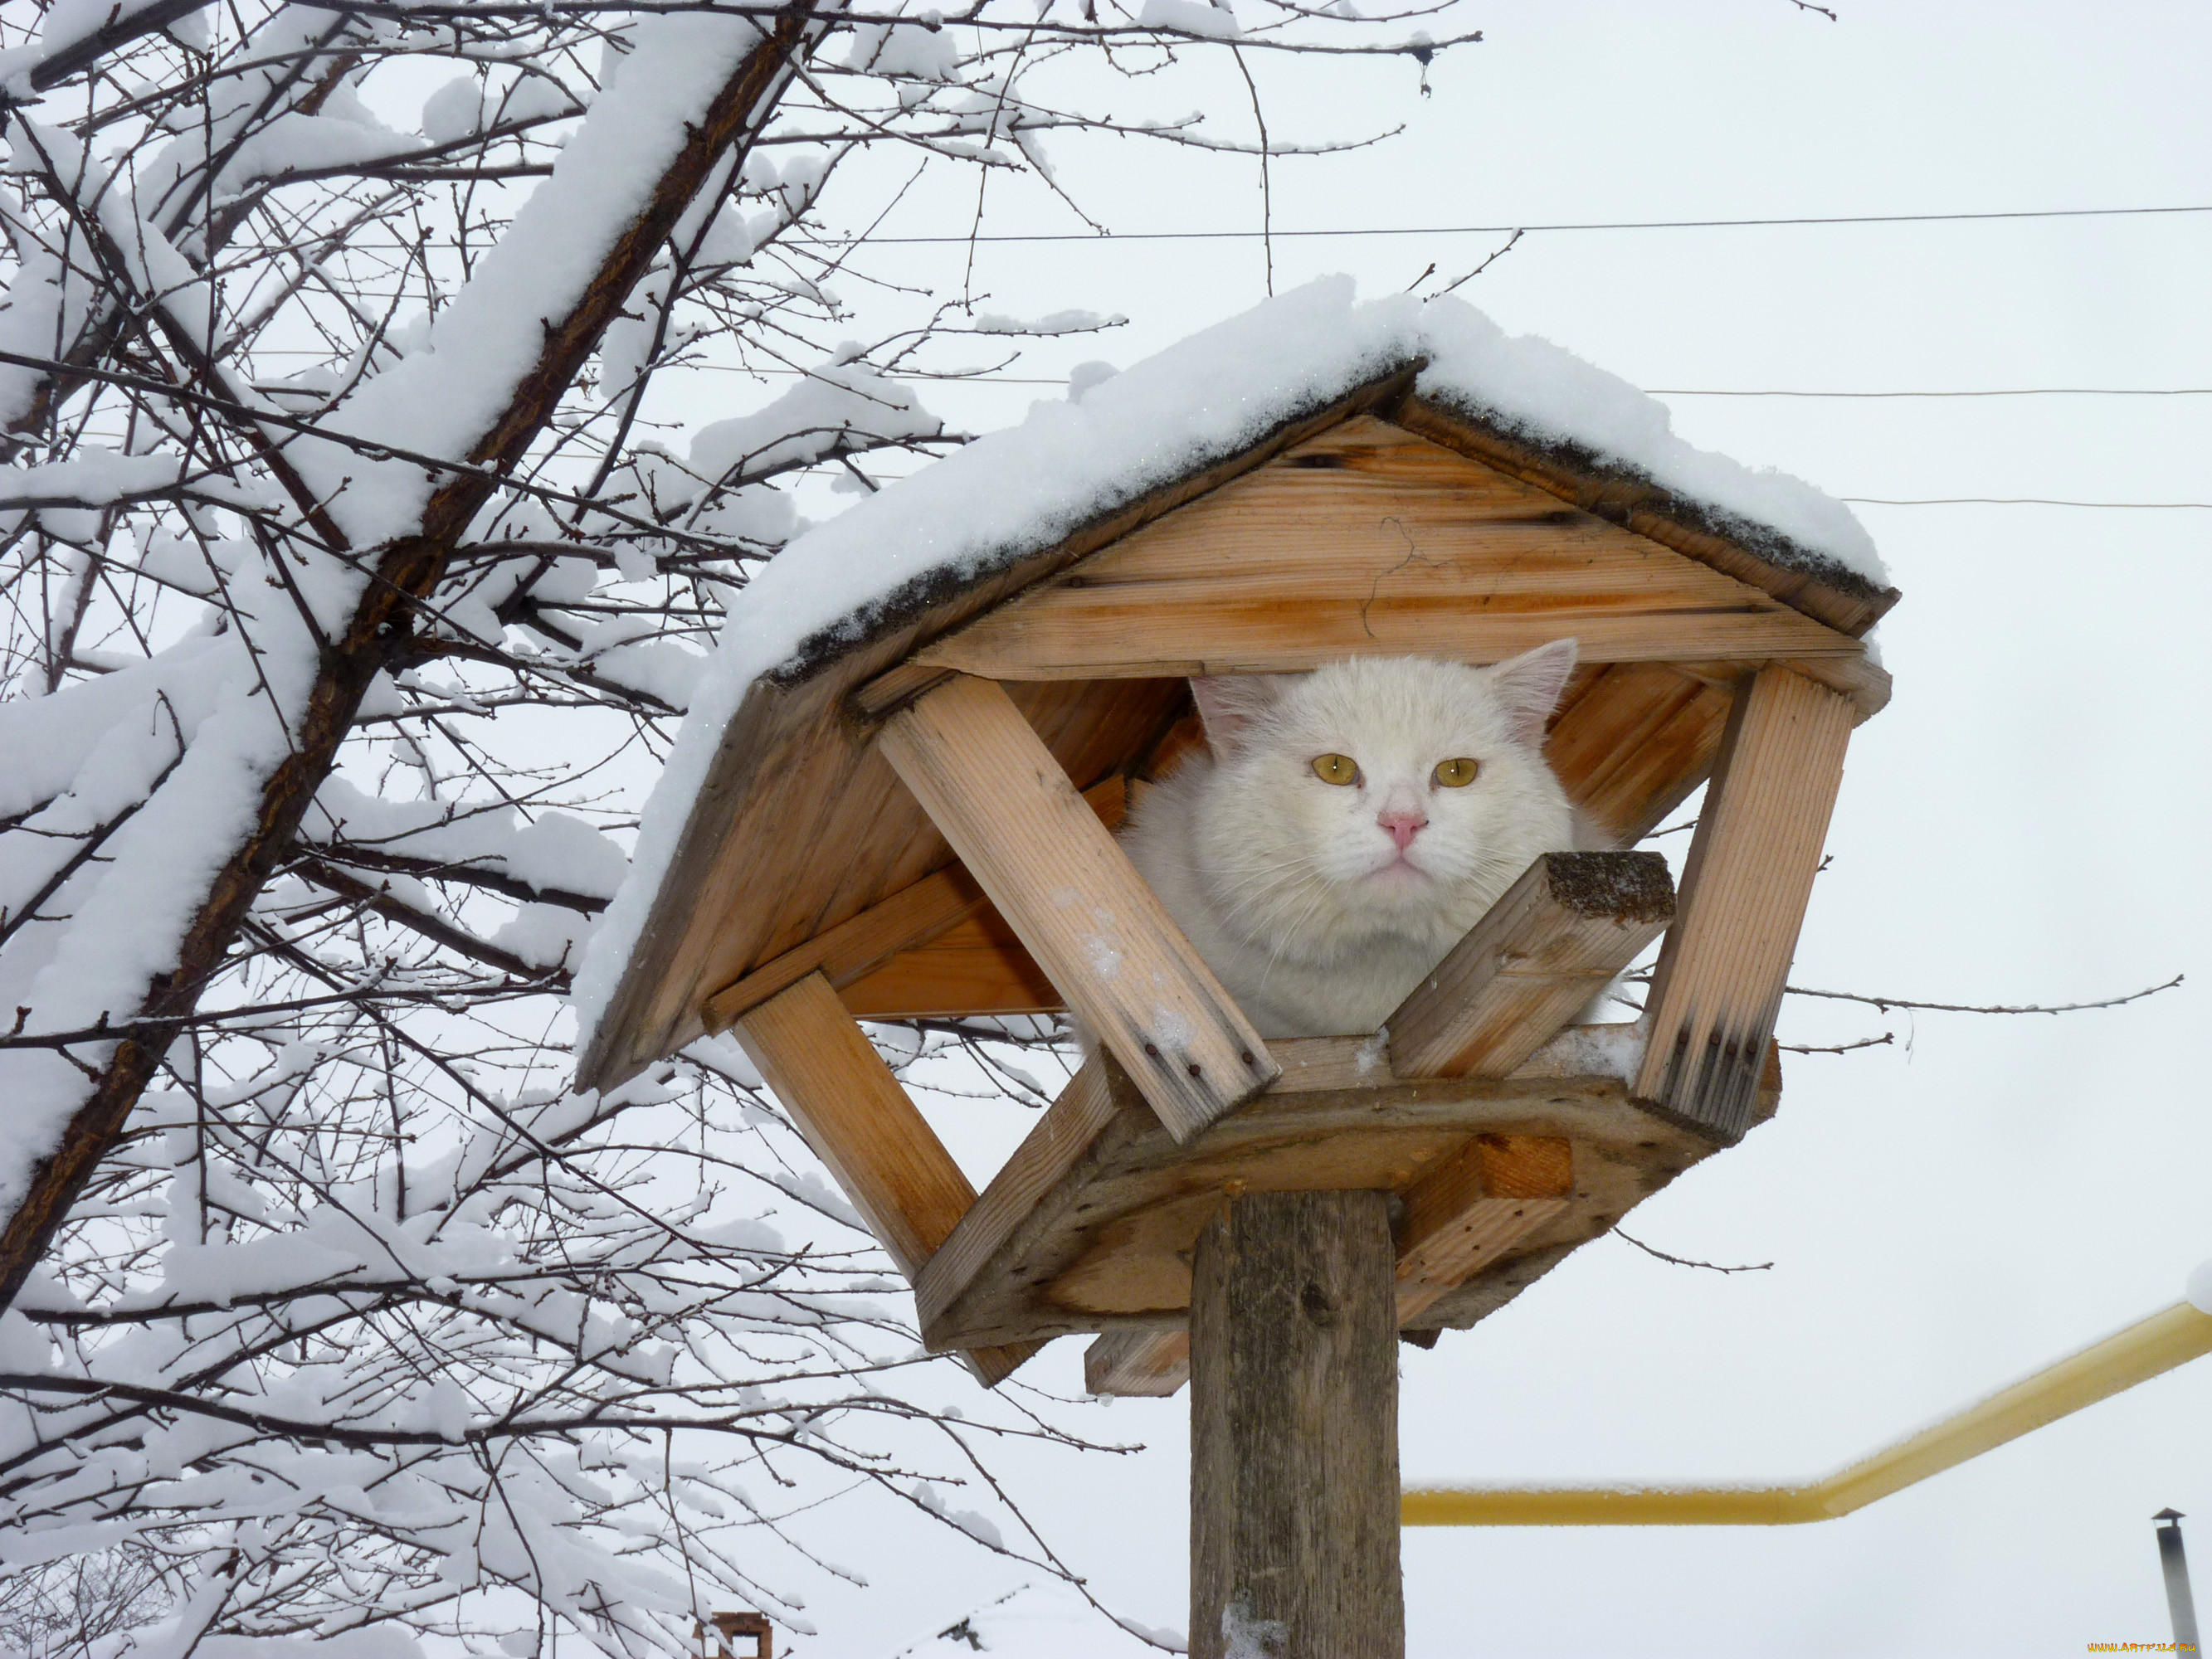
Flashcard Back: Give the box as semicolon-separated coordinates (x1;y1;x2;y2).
1634;666;1853;1142
731;972;1036;1384
877;673;1278;1141
1190;1190;1403;1659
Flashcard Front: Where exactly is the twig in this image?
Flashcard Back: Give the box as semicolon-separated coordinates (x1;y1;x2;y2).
1784;973;2182;1017
1612;1228;1773;1275
1780;1033;1895;1055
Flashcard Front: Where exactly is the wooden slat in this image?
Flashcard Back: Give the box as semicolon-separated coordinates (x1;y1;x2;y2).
1084;1132;1576;1398
1543;663;1732;845
872;419;1873;696
838;912;1063;1019
1394;1135;1572;1324
729;972;1037;1384
918;1026;1778;1355
1394;394;1901;639
1633;667;1854;1142
1084;1327;1191;1397
701;776;1128;1031
878;674;1278;1142
1388;852;1675;1079
914;1053;1134;1340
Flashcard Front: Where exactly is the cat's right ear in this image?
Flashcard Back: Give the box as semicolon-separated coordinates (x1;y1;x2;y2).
1188;675;1287;758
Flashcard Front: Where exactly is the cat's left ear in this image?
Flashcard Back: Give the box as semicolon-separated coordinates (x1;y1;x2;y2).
1487;639;1580;747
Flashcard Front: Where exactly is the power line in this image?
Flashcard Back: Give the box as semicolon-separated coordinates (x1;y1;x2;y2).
675;363;2212;395
1842;496;2212;508
1649;387;2212;398
847;202;2212;246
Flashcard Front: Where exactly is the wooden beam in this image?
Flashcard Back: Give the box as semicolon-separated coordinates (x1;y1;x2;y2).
1633;667;1854;1142
1394;1135;1572;1325
837;913;1063;1019
868;419;1874;702
729;972;1036;1384
877;674;1277;1142
700;776;1129;1031
1084;1134;1576;1396
1393;394;1901;640
1190;1190;1404;1659
1389;852;1674;1080
1085;1327;1191;1397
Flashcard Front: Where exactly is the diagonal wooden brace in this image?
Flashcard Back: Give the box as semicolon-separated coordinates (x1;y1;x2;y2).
877;674;1279;1141
1387;851;1676;1080
1634;666;1854;1143
730;971;1038;1385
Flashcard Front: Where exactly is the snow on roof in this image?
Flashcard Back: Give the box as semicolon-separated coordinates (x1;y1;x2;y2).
571;276;1883;1049
2189;1258;2212;1316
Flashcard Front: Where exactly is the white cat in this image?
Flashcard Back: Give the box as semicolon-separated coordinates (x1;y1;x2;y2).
1118;644;1584;1039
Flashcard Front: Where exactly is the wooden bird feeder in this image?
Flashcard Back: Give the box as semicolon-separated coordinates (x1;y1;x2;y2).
578;313;1896;1657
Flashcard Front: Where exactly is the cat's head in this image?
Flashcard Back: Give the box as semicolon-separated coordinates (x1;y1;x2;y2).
1183;645;1579;960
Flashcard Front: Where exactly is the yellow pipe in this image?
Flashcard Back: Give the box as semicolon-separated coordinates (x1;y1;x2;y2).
1403;1300;2212;1527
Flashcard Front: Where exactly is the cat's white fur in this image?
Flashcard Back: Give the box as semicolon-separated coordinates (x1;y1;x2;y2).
1118;645;1585;1039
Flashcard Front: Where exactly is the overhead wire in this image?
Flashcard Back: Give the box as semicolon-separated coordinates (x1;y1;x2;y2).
847;202;2212;246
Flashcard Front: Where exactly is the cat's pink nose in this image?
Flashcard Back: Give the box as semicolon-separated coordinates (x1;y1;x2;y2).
1378;809;1427;851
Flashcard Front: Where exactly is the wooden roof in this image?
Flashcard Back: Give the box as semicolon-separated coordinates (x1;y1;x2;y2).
577;365;1895;1092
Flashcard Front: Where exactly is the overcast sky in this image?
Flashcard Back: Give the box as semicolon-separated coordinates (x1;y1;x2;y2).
641;4;2212;1652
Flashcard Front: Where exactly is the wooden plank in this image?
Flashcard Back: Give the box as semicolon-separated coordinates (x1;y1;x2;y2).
871;419;1873;695
1190;1190;1404;1659
729;972;1037;1384
838;912;1063;1019
1394;394;1901;639
700;776;1128;1031
918;1024;1775;1354
1084;1327;1190;1397
1389;852;1675;1079
878;674;1278;1142
1633;667;1854;1142
842;367;1420;725
1084;1133;1576;1398
913;1052;1133;1340
1393;1135;1572;1324
1543;662;1732;845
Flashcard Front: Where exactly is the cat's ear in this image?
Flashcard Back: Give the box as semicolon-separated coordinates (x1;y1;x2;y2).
1487;639;1579;747
1189;674;1287;757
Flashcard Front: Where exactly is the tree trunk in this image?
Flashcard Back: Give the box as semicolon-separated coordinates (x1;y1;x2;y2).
1190;1189;1404;1659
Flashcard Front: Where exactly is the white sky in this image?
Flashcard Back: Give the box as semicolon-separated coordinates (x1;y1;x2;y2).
653;2;2212;1652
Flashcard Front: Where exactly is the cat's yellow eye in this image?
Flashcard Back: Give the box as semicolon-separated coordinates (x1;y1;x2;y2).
1433;757;1480;788
1311;753;1360;786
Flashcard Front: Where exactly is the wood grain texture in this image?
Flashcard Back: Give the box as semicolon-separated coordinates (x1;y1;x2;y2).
700;776;1128;1029
1084;1327;1191;1397
1393;1136;1572;1324
1543;662;1733;845
730;973;1036;1384
837;913;1064;1019
887;418;1872;688
1190;1191;1404;1659
916;1024;1777;1355
878;674;1277;1142
1394;394;1901;639
1633;668;1854;1143
1388;852;1675;1079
